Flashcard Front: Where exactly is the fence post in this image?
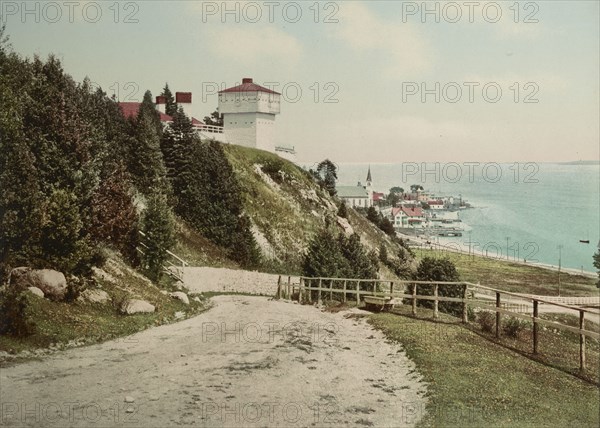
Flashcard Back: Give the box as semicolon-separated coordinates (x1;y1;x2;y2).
533;300;539;354
343;280;347;303
299;277;304;304
390;281;394;297
495;292;501;338
329;280;333;301
462;283;468;323
356;281;360;306
318;278;322;304
412;283;417;316
276;275;282;299
580;310;586;372
308;279;313;303
287;276;291;300
433;284;439;319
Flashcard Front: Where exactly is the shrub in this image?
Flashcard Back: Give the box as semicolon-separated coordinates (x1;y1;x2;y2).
467;305;477;322
0;286;35;337
413;257;462;316
262;158;286;183
478;310;495;333
337;200;348;219
503;316;528;338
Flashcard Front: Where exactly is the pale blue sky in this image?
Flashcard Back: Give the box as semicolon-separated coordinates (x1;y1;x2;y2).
3;1;599;163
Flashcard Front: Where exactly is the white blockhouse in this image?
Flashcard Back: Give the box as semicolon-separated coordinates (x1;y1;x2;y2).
218;78;281;153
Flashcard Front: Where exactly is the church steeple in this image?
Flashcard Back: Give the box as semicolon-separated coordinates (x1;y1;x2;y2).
366;165;372;188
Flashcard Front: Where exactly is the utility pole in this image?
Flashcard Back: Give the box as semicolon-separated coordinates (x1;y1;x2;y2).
506;236;510;260
557;244;563;296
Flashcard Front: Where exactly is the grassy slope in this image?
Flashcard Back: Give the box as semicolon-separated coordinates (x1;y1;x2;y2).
0;253;206;357
223;145;403;276
416;248;598;296
369;309;600;428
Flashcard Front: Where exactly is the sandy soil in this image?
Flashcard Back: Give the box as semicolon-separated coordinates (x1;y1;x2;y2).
0;296;427;427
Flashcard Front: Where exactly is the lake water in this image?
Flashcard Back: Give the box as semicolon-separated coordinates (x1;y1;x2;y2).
336;162;599;272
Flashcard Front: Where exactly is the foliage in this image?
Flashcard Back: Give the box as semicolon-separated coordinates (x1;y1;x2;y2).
410;184;424;192
478;310;496;333
337;200;348;218
379;217;396;236
161;83;177;117
379;243;388;264
503;316;528;338
261;157;286;184
310;159;338;197
204;108;224;126
140;193;176;281
303;229;378;283
175;140;261;268
89;165;139;264
412;257;463;316
366;206;379;224
0;283;35;337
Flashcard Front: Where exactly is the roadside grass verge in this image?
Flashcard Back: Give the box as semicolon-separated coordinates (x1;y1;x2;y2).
416;248;598;296
369;306;600;427
0;255;207;360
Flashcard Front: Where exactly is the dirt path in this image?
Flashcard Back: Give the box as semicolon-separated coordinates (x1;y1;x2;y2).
0;296;427;427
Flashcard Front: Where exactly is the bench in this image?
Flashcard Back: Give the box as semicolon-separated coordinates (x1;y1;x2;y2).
364;296;396;312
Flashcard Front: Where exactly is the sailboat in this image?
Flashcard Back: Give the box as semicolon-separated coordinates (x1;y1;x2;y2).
579;231;590;244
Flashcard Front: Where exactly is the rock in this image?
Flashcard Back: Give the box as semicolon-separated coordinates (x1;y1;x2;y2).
170;291;189;305
81;289;110;304
125;407;135;414
336;216;354;236
192;296;202;303
120;299;155;315
10;267;67;300
124;396;135;403
27;287;45;298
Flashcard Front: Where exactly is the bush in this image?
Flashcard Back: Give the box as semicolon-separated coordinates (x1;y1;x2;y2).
467;305;477;322
262;158;286;183
0;286;35;337
478;310;495;333
412;257;462;316
337;200;348;219
503;316;528;338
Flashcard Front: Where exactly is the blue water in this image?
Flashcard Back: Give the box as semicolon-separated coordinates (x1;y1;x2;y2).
336;163;600;272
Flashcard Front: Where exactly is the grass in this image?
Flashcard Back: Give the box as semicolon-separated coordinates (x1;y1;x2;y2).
416;248;599;296
369;306;600;428
0;254;207;360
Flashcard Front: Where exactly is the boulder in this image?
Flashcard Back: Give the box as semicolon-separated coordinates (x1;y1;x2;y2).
10;267;67;300
120;299;155;315
336;216;354;236
27;287;45;298
170;291;189;305
81;289;110;304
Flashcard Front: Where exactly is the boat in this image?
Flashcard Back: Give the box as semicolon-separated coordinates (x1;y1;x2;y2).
579;239;589;244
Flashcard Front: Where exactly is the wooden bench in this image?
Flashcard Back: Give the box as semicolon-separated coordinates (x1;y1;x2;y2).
364;296;396;312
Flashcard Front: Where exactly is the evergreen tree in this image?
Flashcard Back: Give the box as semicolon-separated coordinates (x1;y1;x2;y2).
367;206;379;224
303;229;347;278
338;233;378;279
379;217;396;236
413;257;462;315
379;243;388;265
90;164;139;263
161;83;177;117
203;108;224;126
130;90;167;193
337;200;348;218
315;159;338;197
141;193;176;281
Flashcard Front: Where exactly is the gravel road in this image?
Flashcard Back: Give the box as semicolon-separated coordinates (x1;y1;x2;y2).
0;296;427;427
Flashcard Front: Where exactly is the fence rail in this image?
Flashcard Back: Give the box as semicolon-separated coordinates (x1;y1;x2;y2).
137;231;188;281
276;276;599;372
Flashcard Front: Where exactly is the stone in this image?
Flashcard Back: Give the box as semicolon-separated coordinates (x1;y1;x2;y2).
124;396;135;403
10;267;67;300
336;216;354;236
27;287;45;298
120;299;155;315
81;289;110;304
170;291;189;305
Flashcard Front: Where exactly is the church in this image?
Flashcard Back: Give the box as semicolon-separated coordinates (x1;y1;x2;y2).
337;167;374;208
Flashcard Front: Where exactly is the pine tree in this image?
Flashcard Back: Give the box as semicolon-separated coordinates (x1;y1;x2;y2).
141;193;176;281
379;243;388;264
337;200;348;218
303;229;347;278
161;83;177;117
130;90;167;193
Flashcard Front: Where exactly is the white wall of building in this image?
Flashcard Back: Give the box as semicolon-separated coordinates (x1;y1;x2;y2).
219;92;281;115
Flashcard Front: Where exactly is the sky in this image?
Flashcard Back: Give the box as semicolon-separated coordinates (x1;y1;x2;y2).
2;0;599;163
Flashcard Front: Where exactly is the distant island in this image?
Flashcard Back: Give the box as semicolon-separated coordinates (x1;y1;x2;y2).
559;160;600;165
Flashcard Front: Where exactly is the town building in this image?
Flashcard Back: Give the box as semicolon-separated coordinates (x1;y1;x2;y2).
337;167;374;208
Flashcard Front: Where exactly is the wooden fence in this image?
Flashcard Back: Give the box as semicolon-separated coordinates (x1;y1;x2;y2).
275;276;600;372
137;231;188;281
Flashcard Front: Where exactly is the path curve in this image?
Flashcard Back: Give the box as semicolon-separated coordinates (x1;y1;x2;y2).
1;296;427;427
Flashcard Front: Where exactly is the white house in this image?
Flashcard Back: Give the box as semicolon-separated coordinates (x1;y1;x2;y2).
337;167;374;208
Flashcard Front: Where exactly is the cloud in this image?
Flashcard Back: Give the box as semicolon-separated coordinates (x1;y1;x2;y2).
330;2;432;77
201;25;303;65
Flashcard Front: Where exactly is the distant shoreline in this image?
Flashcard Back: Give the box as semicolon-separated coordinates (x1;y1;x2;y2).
399;232;597;279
